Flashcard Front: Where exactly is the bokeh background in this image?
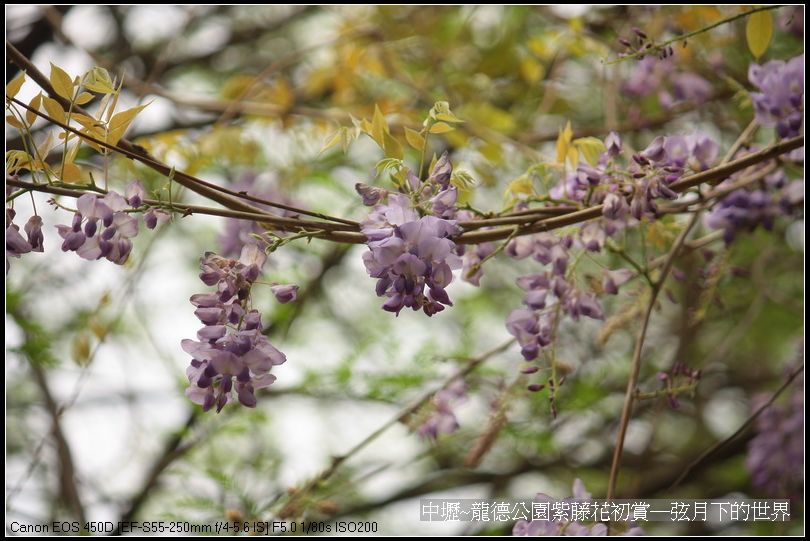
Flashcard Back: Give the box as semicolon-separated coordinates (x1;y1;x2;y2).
5;5;804;535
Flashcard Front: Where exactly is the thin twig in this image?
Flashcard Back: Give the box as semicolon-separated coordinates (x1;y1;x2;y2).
668;364;804;490
606;6;785;64
277;339;514;518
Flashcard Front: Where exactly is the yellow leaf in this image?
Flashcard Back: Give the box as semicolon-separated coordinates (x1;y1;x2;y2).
435;112;464;123
573;136;607;166
404;126;425;150
61;162;83;183
72;334;92;366
429;121;454;134
6;150;32;173
6;115;23;129
520;57;544;84
555;121;573;164
107;103;148;146
42;96;66;124
36;131;58;160
504;175;535;200
26;93;41;125
90;317;108;340
480;141;503;163
383;131;403;160
371;104;388;148
74;92;94;105
81;67;115;94
6;71;25;101
746;10;773;59
567;146;579;169
49;63;74;101
320;126;355;155
72;113;102;129
427;101;463;124
80;126;108;153
321;128;344;154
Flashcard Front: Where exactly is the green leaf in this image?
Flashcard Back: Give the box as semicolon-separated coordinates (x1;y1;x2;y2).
49;63;75;101
573;136;607;166
6;71;25;101
746;10;773;59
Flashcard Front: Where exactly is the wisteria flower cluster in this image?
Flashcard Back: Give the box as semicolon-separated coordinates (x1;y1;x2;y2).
6;208;44;268
182;245;297;412
417;379;467;440
513;479;645;536
506;129;721;364
746;379;804;501
748;55;804;139
357;153;462;316
55;180;169;265
705;170;804;244
622;55;714;110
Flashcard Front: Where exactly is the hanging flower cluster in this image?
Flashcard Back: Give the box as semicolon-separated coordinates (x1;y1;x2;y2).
182;245;297;412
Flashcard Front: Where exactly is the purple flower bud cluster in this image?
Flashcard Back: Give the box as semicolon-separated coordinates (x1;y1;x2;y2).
629;132;718;219
182;245;290;412
704;171;804;244
358;152;463;316
505;233;604;361
748;55;804;139
55;180;170;265
513;479;645;536
218;172;300;257
655;362;702;409
6;208;44;269
746;380;803;501
417;379;466;440
459;238;494;286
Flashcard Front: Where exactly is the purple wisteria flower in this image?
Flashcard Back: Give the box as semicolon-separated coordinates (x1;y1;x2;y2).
748;55;804;139
513;479;645;536
628;132;719;219
623;55;713;110
747;379;803;501
704;171;804;244
183;244;291;412
506;233;604;361
359;153;464;316
603;268;634;295
270;283;299;304
417;379;467;440
52;180;170;265
6;208;39;270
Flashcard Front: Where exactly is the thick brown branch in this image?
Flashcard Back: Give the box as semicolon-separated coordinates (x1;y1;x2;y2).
455;136;803;243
